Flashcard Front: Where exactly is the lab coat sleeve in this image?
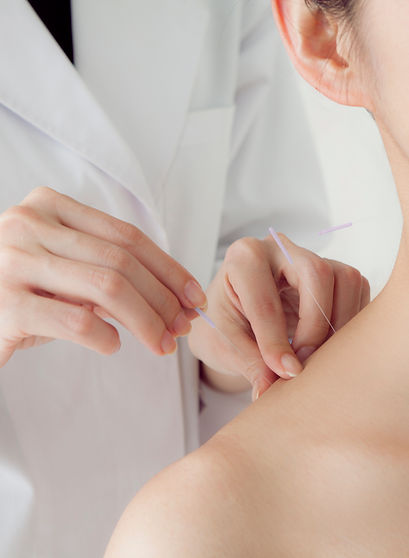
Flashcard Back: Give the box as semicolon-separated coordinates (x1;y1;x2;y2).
215;1;330;269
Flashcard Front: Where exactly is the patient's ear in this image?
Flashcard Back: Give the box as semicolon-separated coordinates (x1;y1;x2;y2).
271;0;367;107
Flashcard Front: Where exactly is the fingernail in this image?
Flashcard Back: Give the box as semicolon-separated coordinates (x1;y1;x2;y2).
184;280;207;308
280;353;303;379
296;346;316;364
172;311;191;336
251;383;260;402
161;330;177;355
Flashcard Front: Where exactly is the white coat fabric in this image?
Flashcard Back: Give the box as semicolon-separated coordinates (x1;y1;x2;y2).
0;1;329;556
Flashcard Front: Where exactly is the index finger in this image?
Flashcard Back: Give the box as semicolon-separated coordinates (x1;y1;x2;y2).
267;232;335;359
23;187;207;309
225;238;303;380
290;257;335;355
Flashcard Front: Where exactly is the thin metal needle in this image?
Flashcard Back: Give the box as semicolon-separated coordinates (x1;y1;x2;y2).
194;307;244;354
269;226;337;335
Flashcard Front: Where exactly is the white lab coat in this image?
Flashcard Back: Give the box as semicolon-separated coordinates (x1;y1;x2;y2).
0;1;329;556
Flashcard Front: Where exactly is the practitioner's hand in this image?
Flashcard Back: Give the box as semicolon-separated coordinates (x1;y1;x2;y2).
189;234;369;399
0;187;207;366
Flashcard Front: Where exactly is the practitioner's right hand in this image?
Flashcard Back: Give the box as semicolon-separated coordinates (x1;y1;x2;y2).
189;234;370;400
0;187;207;366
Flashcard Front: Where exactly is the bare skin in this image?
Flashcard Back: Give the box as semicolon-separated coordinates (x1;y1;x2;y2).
104;276;409;557
104;0;409;555
0;186;208;362
104;266;409;557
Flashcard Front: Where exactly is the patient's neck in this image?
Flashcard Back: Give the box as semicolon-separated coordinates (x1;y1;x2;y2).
377;124;409;301
324;124;409;437
245;124;409;445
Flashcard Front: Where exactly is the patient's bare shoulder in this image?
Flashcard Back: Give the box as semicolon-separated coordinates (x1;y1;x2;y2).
104;438;260;558
105;307;409;557
105;401;409;558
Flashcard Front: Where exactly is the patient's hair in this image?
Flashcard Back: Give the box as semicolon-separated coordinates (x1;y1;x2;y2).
305;0;364;54
305;0;357;20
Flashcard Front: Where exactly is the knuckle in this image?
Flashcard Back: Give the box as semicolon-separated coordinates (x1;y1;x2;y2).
23;186;57;207
225;237;264;266
0;246;22;274
0;205;38;232
0;205;46;245
252;299;279;321
265;231;289;243
115;220;145;249
90;268;124;298
23;187;64;216
103;245;132;272
64;306;94;336
340;265;362;289
266;231;292;252
161;258;186;286
277;232;290;244
306;257;334;284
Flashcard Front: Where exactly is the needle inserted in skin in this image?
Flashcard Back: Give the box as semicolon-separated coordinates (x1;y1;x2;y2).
194;224;341;393
269;226;336;335
304;284;336;335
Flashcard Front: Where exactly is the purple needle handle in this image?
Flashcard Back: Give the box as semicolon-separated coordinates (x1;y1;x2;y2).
268;226;294;265
319;222;353;235
269;225;336;335
195;307;216;329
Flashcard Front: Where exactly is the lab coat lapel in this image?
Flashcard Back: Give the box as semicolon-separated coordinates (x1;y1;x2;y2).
0;0;156;222
0;0;209;221
89;1;210;194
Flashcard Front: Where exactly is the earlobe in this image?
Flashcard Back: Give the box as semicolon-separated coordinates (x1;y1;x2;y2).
271;0;366;107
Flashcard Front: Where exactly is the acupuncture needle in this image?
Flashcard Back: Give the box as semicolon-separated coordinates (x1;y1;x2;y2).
194;307;244;355
268;226;336;335
192;222;350;393
194;306;273;388
318;222;352;235
195;223;346;348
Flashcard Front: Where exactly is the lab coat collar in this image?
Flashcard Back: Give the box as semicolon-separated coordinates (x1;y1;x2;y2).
0;0;208;227
76;1;210;196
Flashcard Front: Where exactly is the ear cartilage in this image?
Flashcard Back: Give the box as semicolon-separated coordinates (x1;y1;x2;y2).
269;226;336;335
318;222;353;235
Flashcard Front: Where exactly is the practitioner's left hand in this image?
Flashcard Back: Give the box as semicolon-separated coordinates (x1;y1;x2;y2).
188;233;370;400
